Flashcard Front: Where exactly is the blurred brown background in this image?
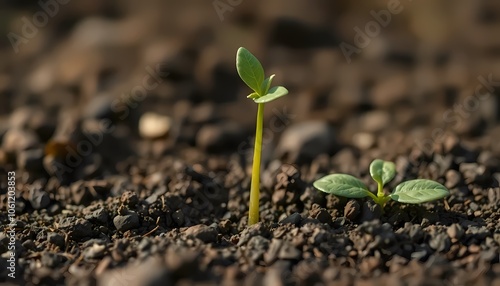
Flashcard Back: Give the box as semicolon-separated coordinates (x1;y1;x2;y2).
1;0;500;168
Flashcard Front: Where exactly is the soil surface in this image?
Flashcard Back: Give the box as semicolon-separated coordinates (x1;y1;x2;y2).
1;1;500;285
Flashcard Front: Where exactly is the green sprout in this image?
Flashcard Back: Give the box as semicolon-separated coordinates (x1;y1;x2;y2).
236;47;289;225
313;159;450;209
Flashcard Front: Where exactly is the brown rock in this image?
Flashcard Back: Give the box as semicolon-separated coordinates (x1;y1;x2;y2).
185;224;217;243
344;200;361;221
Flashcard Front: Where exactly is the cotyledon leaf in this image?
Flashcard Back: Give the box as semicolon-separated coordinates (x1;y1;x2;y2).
236;47;265;94
390;179;450;204
253;86;288;103
313;174;373;199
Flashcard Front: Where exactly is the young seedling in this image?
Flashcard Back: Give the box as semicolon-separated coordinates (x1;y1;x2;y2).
313;159;450;209
236;47;289;225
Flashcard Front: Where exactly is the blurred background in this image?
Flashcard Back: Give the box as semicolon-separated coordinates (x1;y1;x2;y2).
1;0;500;175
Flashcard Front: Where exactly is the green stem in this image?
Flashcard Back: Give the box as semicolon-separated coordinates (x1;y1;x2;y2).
366;191;378;202
377;182;384;198
374;181;389;208
248;103;265;225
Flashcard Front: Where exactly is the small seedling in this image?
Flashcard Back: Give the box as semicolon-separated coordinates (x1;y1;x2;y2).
313;159;450;209
236;47;289;225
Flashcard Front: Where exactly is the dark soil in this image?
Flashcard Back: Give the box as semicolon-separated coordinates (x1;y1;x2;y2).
1;1;500;286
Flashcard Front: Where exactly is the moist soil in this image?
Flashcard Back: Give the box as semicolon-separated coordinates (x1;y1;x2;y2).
1;136;500;285
1;1;500;286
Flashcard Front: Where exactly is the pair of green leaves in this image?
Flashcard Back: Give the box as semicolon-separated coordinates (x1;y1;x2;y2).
236;47;288;103
313;159;450;204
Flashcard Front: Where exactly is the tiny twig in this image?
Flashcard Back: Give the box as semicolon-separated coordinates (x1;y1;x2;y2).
142;217;161;237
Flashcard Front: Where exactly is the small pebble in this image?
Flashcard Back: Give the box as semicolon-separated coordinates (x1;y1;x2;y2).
185;224;218;243
446;224;464;240
344;200;361;221
113;212;140;232
139;112;172;139
279;212;302;226
445;170;461;189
